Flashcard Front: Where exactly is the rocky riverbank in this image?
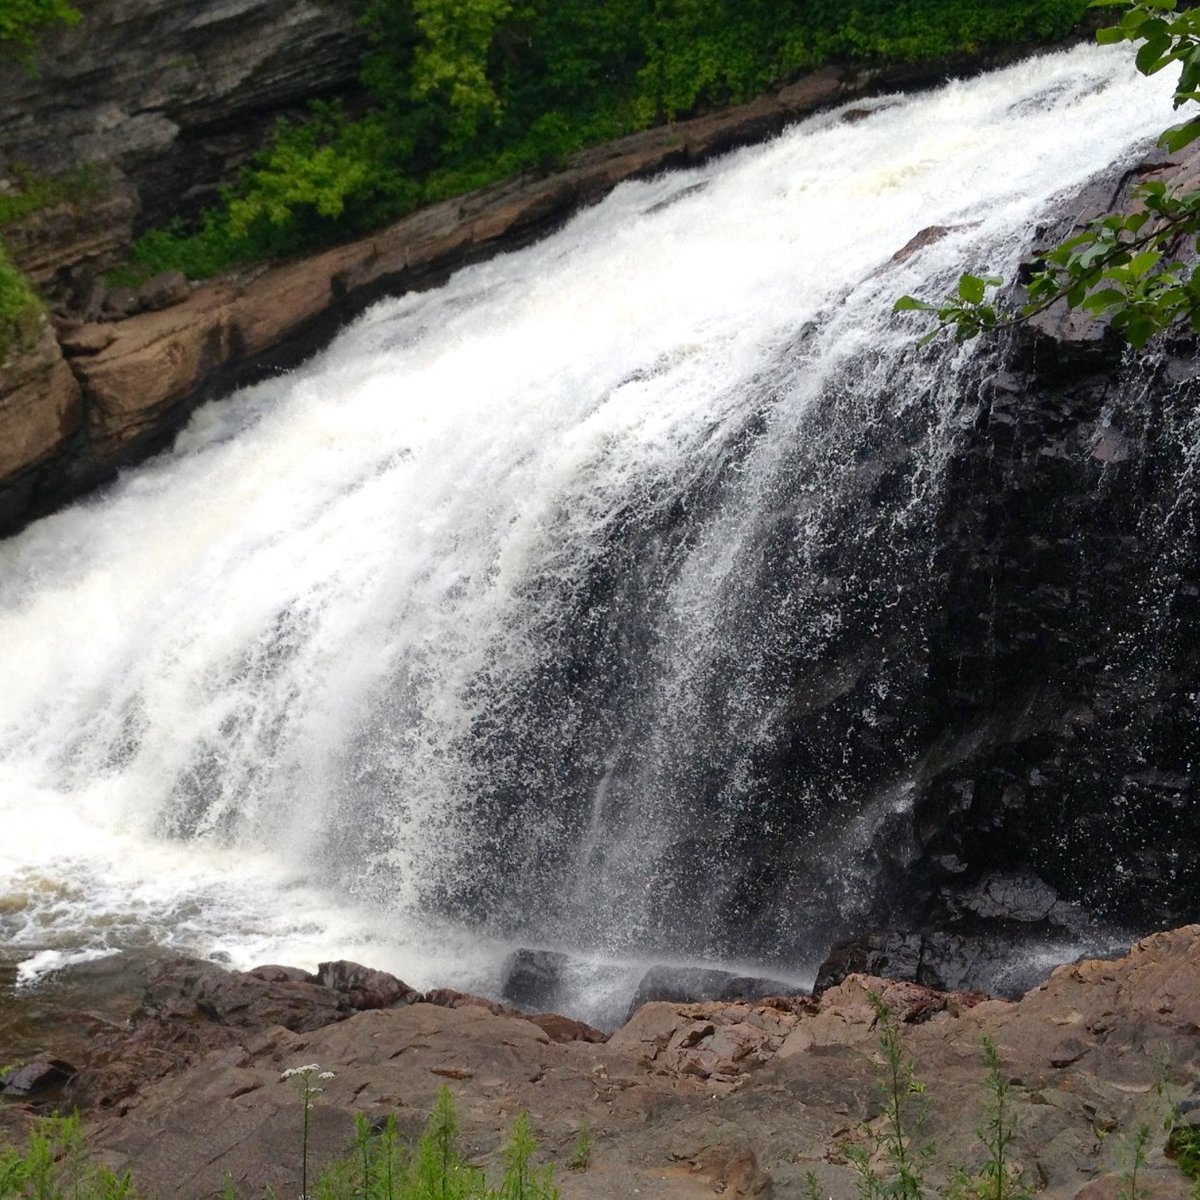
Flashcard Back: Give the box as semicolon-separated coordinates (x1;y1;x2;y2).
2;927;1197;1199
0;12;1091;538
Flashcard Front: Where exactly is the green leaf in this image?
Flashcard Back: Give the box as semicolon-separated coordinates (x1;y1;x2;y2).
1137;36;1174;74
1128;249;1162;276
1081;287;1128;312
1096;25;1129;43
1158;120;1200;151
957;273;988;304
893;295;939;313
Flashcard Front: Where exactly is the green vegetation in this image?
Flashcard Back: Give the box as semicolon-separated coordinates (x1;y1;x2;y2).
566;1119;591;1172
125;0;1090;280
844;992;933;1200
0;1113;137;1198
2;1036;1197;1200
0;238;41;362
0;0;79;59
897;0;1200;348
0;1084;559;1200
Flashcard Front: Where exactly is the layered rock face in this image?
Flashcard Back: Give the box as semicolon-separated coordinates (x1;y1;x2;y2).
0;0;367;287
863;161;1200;970
0;63;882;537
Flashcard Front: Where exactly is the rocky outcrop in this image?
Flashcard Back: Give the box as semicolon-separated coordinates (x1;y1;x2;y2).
0;66;863;536
4;927;1196;1200
0;36;1095;539
0;0;367;289
0;321;83;528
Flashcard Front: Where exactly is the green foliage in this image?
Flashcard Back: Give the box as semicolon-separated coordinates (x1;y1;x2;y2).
567;1120;592;1172
0;237;41;362
0;0;79;59
945;1037;1030;1200
844;992;932;1200
126;0;1091;279
253;1081;558;1200
1168;1125;1200;1184
0;1113;138;1199
896;0;1200;348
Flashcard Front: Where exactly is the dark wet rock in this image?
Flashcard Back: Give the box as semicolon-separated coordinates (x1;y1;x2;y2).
500;948;571;1010
315;961;421;1011
144;957;344;1032
813;920;1085;1000
892;223;969;262
0;1058;76;1096
814;934;924;996
626;966;741;1018
718;976;803;1002
245;964;314;984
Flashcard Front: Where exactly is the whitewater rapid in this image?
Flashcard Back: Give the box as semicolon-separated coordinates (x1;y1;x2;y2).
0;43;1180;1017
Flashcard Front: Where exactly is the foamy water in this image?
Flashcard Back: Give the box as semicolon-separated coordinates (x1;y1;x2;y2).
0;44;1175;1019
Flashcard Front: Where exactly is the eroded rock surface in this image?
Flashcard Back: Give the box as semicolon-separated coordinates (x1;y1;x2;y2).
2;928;1195;1200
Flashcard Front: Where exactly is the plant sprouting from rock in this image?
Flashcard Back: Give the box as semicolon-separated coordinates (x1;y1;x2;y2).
946;1037;1030;1200
896;0;1200;349
281;1063;336;1200
844;992;931;1200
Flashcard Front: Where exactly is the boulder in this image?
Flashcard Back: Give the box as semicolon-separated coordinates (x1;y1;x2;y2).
719;976;802;1002
626;966;741;1019
500;948;571;1010
143;957;344;1033
136;271;189;312
814;933;923;996
315;960;421;1011
0;1058;76;1096
523;1012;607;1044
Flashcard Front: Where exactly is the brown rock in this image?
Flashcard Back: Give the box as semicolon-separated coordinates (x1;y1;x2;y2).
245;965;315;984
79;299;234;449
0;321;83;479
315;960;421;1011
696;1146;774;1197
143;957;345;1033
102;286;140;318
136;270;189;312
423;987;512;1015
3;186;138;291
59;323;117;356
525;1012;607;1044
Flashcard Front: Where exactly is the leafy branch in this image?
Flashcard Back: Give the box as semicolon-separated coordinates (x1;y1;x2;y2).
895;0;1200;348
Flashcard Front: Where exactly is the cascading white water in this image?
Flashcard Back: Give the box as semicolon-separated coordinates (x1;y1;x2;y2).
0;44;1182;1017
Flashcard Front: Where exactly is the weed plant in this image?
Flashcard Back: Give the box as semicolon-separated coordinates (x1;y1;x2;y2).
0;1114;138;1199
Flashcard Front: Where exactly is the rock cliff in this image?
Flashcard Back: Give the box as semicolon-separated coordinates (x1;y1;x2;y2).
0;0;367;287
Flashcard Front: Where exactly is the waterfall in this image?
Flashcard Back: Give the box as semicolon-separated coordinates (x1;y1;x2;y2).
0;44;1185;1019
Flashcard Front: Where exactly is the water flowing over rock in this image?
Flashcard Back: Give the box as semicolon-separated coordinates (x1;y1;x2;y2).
0;45;1197;1027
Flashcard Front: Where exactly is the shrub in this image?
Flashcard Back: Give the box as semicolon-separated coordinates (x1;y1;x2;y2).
123;0;1092;280
0;0;80;63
